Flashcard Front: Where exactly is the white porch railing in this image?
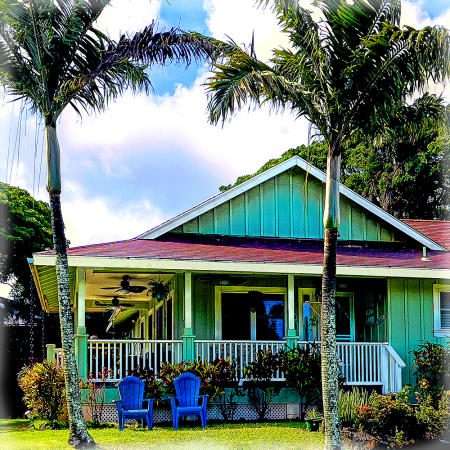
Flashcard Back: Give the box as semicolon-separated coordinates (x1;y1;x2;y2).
79;339;405;390
194;340;287;381
87;339;183;382
295;341;405;393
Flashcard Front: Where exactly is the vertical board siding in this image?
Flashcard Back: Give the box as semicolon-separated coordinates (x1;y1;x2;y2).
262;178;276;236
387;277;447;385
175;170;404;242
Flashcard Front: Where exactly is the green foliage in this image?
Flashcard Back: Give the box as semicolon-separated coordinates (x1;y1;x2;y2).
211;358;244;422
412;341;449;406
243;350;283;421
17;361;67;424
220;97;449;220
128;367;164;402
355;394;419;440
158;359;223;400
278;343;321;414
305;407;322;421
356;390;450;442
0;183;52;323
83;368;110;427
414;392;450;437
338;388;376;426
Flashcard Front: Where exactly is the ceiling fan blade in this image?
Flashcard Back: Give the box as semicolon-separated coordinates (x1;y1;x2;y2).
100;287;118;290
128;286;146;293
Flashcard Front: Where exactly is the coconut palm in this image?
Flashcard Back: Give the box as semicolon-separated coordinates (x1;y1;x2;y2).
0;0;216;446
206;0;449;446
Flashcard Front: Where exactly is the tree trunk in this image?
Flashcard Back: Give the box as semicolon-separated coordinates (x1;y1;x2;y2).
46;125;95;448
321;151;342;449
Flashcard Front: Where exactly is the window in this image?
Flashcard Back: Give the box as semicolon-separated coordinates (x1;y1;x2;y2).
215;287;287;340
433;285;450;337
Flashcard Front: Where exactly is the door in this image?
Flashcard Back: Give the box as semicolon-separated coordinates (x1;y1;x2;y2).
336;292;355;341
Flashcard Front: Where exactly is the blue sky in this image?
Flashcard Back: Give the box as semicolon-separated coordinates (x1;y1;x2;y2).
0;0;449;250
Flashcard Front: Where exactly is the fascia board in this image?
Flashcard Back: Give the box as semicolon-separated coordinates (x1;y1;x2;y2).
137;155;445;251
31;254;450;280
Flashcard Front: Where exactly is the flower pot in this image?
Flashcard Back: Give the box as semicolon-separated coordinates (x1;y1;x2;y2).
306;419;321;432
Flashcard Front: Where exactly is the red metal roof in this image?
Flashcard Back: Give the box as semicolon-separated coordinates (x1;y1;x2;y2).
402;220;450;251
37;235;450;270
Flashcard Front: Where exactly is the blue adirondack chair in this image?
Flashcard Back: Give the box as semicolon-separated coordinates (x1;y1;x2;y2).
170;372;208;429
115;376;154;431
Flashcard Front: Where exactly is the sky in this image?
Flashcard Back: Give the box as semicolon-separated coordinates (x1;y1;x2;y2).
0;0;449;258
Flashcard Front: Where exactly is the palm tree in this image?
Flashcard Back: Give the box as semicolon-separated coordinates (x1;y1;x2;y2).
206;0;449;447
0;0;216;446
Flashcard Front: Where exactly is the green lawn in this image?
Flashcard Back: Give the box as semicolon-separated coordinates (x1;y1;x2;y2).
0;420;324;449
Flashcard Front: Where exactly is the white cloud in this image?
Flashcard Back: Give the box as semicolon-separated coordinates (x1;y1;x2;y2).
58;74;309;186
95;0;162;39
204;0;292;61
61;182;167;246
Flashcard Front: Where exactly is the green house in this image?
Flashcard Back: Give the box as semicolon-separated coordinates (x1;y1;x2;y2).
30;156;450;405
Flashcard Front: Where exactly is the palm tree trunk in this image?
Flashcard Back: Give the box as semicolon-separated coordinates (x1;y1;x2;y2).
46;125;94;447
321;150;342;449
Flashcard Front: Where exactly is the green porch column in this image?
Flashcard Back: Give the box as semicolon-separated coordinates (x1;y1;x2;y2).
286;274;297;349
75;268;88;379
182;271;195;361
46;343;56;362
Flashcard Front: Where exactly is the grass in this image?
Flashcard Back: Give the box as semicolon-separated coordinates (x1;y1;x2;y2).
0;420;324;449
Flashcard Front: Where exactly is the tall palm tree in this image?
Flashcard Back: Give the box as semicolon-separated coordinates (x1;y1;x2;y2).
206;0;449;447
0;0;216;446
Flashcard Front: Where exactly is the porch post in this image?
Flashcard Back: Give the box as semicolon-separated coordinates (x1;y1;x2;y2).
75;268;88;379
46;343;56;362
182;271;195;361
286;274;297;349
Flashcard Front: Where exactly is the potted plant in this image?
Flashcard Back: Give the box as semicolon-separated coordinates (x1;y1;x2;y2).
305;407;323;431
147;280;169;301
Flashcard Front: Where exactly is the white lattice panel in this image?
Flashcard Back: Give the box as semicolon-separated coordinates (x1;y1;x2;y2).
92;402;292;425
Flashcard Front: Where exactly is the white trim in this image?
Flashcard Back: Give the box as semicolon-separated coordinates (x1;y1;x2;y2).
136;156;445;251
31;254;450;279
433;284;450;337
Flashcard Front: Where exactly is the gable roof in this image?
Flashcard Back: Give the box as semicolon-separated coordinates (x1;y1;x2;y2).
402;220;450;251
137;156;446;251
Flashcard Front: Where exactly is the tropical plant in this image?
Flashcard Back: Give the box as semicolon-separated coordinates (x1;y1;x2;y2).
0;0;216;445
211;357;244;422
206;0;449;445
305;407;323;421
242;349;283;421
338;387;375;426
412;341;449;406
18;361;67;425
158;359;223;400
128;366;164;403
83;368;110;427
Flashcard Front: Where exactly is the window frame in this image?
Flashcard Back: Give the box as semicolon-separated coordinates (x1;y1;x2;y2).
214;286;287;340
433;284;450;337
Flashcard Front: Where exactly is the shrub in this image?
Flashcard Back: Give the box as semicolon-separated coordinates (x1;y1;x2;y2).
415;391;450;438
338;387;375;426
412;341;449;407
128;367;164;402
158;359;222;400
355;394;419;440
18;361;67;424
279;343;321;416
243;349;283;421
83;368;110;426
211;358;244;422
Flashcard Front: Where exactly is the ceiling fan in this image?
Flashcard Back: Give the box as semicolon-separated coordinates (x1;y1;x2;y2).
94;296;135;309
101;275;147;294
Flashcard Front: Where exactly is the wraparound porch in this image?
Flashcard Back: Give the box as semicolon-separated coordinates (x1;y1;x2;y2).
47;338;405;394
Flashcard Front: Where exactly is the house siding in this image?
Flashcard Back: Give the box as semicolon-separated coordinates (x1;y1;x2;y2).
387;277;449;385
177;170;399;242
